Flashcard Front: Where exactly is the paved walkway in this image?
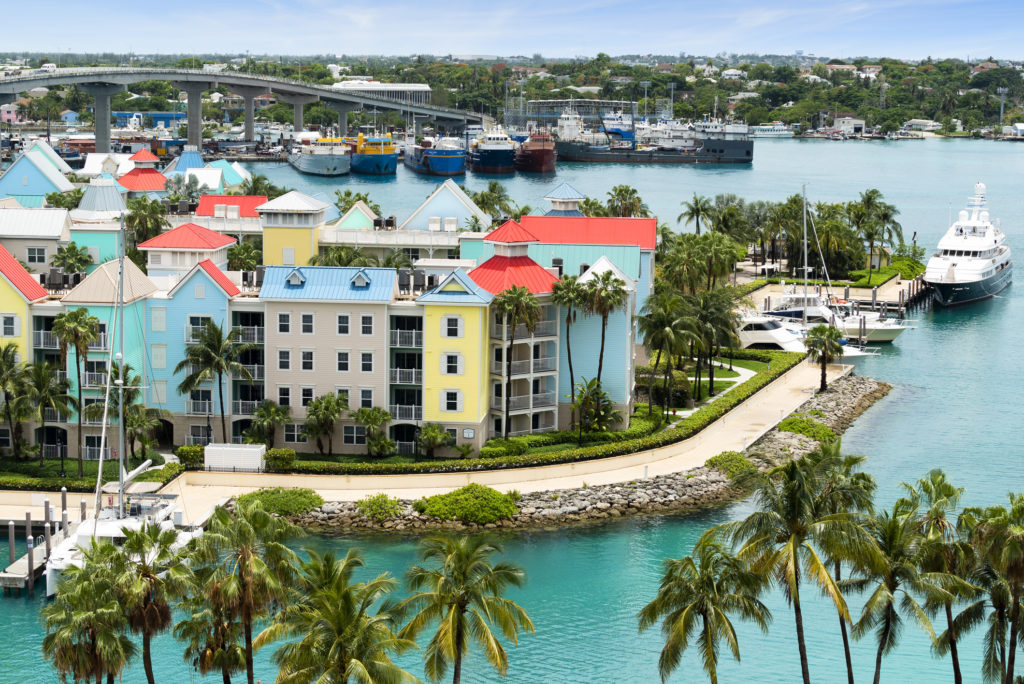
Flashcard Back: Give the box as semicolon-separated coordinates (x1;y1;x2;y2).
162;359;852;525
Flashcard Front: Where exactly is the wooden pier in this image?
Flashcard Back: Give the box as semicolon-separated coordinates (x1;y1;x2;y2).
0;491;86;597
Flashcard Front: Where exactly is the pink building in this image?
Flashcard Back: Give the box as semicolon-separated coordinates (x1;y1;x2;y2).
0;103;25;124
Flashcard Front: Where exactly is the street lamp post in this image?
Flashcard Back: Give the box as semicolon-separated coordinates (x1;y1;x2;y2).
57;433;65;478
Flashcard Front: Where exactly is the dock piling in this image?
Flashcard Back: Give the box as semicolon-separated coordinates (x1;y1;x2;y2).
80;500;86;522
43;501;51;559
61;508;67;535
25;537;33;598
7;521;13;568
24;511;30;546
871;287;878;311
60;487;67;515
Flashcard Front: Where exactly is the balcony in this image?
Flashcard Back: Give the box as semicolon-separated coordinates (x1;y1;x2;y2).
389;368;423;385
490;319;558;339
232;400;259;416
83;372;107;388
33;330;59;349
239;364;265;381
533;356;557;372
389;330;423;347
43;407;68;422
396;441;417;455
82;409;105;425
491;357;556;376
87;333;108;351
489;391;557;411
186;434;212;446
83;446;109;461
388;404;423;421
187;400;213;415
233;326;264;344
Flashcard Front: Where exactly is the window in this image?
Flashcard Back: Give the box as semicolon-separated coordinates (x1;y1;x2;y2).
360;388;372;408
278;386;291;406
444;390;462;412
301;350;313;371
152;344;166;369
282;247;295;266
0;315;15;337
336;388;349;403
150;253;162;266
360;315;373;336
337;314;349;335
446;428;457;441
443;315;463;338
194;284;205;299
343;425;366;445
27;247;45;264
402;247;419;262
301;387;314;407
0;427;10;449
151;307;166;332
151;380;167;404
301;313;313;334
189;424;211;443
284;423;306;443
336;351;349;372
361;352;373;373
278;349;291;370
278;312;290;334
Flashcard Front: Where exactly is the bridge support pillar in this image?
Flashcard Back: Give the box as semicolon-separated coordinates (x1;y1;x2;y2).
326;102;357;137
173;82;208;148
277;93;318;133
232;86;268;143
81;83;124;154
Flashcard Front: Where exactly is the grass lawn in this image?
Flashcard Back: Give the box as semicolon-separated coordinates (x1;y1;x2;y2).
0;457;121;480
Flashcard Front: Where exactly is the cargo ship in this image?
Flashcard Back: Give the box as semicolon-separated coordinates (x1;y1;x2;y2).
514;132;556;172
349;133;397;175
402;136;466;176
287;135;350;176
468;128;517;174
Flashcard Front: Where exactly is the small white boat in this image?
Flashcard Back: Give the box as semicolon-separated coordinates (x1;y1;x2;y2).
763;291;911;343
737;314;807;352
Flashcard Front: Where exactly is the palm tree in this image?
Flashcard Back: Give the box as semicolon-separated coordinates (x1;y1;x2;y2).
638;291;695;414
26;362;77;466
678;193;713;235
690;289;738;400
417;422;454;459
662;235;706;294
239;173;287;199
309;245;377;267
702;231;739;289
638;540;772;683
585;270;628;390
120;522;191;684
244;400;290;449
570;377;623;443
493;286;540;439
175;564;246;684
305;392;347;456
0;342;27;458
334;188;382;215
399;535;534;684
255;548;420;683
354;406;395;457
227;242;261;271
605;184;650;217
51;241;94;273
551;274;589;409
52;308;100;476
194;500;299;684
711;205;750;244
804;324;845;392
175;320;253;443
578;197;607;217
380;248;414;270
125;196;170;248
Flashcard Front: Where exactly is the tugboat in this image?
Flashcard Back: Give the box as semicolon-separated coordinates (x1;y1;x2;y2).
403;136;466;176
468;128;517;174
924;182;1013;305
349;133;397;175
514;131;557;172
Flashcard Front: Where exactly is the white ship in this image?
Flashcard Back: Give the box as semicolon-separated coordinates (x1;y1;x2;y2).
750;121;794;138
287;134;351;176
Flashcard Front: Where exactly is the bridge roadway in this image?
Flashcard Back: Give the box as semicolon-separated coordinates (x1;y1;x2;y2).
0;67;484;152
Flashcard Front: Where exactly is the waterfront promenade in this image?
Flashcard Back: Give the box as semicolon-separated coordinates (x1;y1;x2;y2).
158;358;850;525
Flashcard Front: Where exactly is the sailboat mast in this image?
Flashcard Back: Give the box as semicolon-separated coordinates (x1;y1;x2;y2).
802;184;808;326
116;218;126;518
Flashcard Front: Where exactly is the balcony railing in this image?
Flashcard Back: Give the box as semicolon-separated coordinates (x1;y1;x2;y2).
232;400;259;416
55;370;67;382
33;330;59;349
505;425;556;437
389;368;423;385
82;410;104;425
233;326;264;343
396;441;417;455
187;400;213;415
83;446;109;461
533;356;557;372
186;434;212;446
40;443;67;460
489;391;557;411
83;372;107;388
388;404;423;421
239;364;264;381
87;333;108;350
43;407;68;422
389;330;423;347
490;319;557;339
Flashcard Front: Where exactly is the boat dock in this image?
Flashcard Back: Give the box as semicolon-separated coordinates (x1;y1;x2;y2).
0;490;89;597
756;274;931;319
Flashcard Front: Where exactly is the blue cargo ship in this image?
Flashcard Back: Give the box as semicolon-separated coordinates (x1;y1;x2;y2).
468;129;517;174
402;137;466;176
349;133;398;175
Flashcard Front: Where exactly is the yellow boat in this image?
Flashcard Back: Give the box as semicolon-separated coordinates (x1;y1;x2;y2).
349;133;398;175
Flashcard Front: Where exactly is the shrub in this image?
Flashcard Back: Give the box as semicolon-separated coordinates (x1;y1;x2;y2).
705;451;756;480
415;483;517;525
235;487;324;516
779;413;836;443
356;493;402;521
135;462;185;484
175;445;204;470
265;448;296;472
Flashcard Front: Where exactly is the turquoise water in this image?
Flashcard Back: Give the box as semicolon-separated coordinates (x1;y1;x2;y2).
4;139;1023;682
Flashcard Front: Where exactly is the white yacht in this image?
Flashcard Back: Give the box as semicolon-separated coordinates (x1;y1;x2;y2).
737;315;807;352
763;291;911;342
750;121;794;138
923;182;1012;306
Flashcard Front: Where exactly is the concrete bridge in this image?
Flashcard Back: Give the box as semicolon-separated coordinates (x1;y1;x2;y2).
0;67;484;152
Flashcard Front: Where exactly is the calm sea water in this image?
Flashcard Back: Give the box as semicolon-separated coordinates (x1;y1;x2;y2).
3;139;1022;683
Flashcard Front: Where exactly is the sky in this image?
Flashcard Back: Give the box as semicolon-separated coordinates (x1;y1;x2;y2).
6;0;1022;61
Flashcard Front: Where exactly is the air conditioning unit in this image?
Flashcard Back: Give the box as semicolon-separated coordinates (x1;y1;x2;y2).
214;205;227;218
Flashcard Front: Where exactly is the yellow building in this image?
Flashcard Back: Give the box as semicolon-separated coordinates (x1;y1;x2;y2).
256;191;331;267
0;243;49;362
418;270;493;449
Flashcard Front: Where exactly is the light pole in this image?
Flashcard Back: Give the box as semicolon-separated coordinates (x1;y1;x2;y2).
640;81;651;118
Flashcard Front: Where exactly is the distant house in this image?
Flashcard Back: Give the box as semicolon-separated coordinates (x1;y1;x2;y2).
727;92;759;104
834;117;865;135
333;201;378;230
116;148;167;197
398;179;490;232
0;103;24;124
0;207;71;270
257;191;332;266
0;244;49;368
60;110;80;125
0;149;74;208
971;61;1000;76
903;118;942;132
81;152;135;178
205;159;251;192
825;64;858;74
721;68;747;80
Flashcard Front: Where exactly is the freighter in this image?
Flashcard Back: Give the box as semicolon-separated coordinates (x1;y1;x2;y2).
403;136;466;176
515;132;557;172
348;133;398;175
468;128;517;174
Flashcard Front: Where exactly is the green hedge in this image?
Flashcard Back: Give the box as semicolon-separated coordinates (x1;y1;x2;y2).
236;487;324;516
282;350;804;476
266;448;296;472
0;461;184;493
413;484;517;524
175;445;204;469
705;451;756;480
136;462;185;484
479;414;663;458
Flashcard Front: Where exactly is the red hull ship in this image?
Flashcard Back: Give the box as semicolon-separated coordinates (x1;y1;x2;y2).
514;133;556;172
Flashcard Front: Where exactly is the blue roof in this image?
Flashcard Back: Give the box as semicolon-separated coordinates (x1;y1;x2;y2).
311;192;341;223
260;266;396;301
417;269;493;305
207;159;244;187
163;148;205;177
544;209;584;217
544;182;586;201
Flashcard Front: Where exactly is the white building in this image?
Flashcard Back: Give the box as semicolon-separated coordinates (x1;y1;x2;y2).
834;117;865;135
903;118;942;132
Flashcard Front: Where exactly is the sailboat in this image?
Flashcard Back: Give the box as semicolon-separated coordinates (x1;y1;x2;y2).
45;219;199;597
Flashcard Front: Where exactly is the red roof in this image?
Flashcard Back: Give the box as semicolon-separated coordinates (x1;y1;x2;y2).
197;259;240;296
0;244;47;302
484;220;538;244
519;215;657;250
468;255;559;295
137;223;237;250
128;148;159;162
196;195;268;218
117;167;168;192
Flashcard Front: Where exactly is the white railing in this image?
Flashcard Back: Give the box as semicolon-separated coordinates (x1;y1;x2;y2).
82;410;104;425
33;330;58;348
41;444;67;459
186;434;211;446
187;400;213;415
396;441;417;455
389;368;423;384
43;407;68;422
232;400;259;416
82;446;109;461
491;358;532;376
490;319;558;339
55;370;67;382
490;391;556;411
506;425;556;437
233;326;264;343
389;330;423;347
87;333;108;350
185;325;205;343
240;364;264;380
533;356;557;372
388;404;422;421
83;372;107;388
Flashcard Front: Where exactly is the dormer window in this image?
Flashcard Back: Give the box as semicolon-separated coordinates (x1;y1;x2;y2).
286;269;305;287
350;270;370;288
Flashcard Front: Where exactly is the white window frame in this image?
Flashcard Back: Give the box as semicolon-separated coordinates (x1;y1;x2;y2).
359;387;373;408
26;246;46;264
278;385;291;407
300;312;314;335
300;386;314;407
278;312;291;334
151;307;166;332
442;315;464;339
152;344;166;369
442;352;464;376
278;348;291;371
0;314;16;337
343;425;366;445
284;423;307;443
337;314;349;335
194;284;205;299
336;350;349;372
442;389;463;413
282;247;295;266
336;387;350;404
360;351;373;373
300;349;314;371
360;314;373;336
